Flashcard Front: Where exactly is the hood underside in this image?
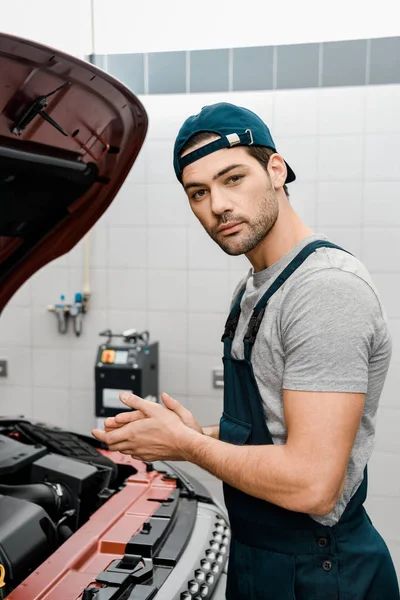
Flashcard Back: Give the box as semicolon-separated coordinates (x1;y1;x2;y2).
0;32;147;312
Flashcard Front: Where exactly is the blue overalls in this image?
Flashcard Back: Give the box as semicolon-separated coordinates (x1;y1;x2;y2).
220;240;399;600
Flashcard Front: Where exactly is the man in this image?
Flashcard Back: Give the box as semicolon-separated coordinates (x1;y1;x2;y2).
93;103;399;599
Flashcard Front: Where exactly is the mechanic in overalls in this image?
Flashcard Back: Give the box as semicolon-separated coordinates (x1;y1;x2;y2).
93;103;400;599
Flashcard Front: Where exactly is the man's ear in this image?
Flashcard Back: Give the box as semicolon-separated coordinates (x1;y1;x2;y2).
267;153;287;190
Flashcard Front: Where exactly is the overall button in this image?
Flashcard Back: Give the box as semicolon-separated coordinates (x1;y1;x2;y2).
317;536;329;548
322;560;332;572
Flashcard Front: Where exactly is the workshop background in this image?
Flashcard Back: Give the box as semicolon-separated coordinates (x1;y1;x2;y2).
1;0;400;574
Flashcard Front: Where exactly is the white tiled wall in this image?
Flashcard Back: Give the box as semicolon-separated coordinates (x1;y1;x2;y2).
1;85;400;571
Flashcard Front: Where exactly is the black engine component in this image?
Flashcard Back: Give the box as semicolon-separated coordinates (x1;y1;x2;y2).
0;434;47;475
30;453;101;527
0;482;70;521
16;421;118;481
0;494;57;584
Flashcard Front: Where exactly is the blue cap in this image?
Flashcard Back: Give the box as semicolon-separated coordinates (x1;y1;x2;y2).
173;102;295;184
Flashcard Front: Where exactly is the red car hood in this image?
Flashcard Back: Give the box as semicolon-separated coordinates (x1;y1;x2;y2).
0;32;147;313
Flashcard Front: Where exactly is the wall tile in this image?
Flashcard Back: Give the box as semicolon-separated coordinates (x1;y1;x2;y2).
125;146;148;184
148;311;188;354
90;225;109;268
366;85;400;134
107;310;148;333
365;134;400;181
275;137;318;181
317;136;364;181
232;46;273;91
148;269;188;312
273;89;318;137
141;93;203;141
8;280;31;307
322;40;367;87
189;49;229;93
317;182;363;228
188;312;227;355
0;306;31;346
368;451;400;497
317;228;362;258
0;346;32;387
31;266;69;308
69;389;96;434
70;349;95;390
188;225;230;270
188;354;224;399
370;274;400;319
107;183;148;226
188;270;231;313
148;226;187;269
364;182;400;228
159;352;188;396
147;183;190;226
369;37;400;85
317;87;366;135
67;238;84;268
0;386;33;418
380;360;400;409
106;53;145;93
108;227;148;268
276;43;319;89
148;51;186;94
107;269;147;310
33;348;70;388
374;408;400;453
290;181;318;227
33;387;69;428
146;141;177;184
362;229;400;273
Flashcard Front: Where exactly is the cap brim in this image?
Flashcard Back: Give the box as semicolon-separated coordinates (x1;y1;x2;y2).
285;160;296;184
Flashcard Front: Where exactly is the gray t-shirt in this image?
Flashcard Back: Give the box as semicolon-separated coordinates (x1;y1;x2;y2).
231;233;392;526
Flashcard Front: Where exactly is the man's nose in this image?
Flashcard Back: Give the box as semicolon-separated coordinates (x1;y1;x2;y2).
210;187;234;216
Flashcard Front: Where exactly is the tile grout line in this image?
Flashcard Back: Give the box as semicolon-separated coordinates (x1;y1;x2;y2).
228;48;233;92
272;46;278;90
365;38;371;86
318;42;324;87
186;50;190;93
144;53;149;94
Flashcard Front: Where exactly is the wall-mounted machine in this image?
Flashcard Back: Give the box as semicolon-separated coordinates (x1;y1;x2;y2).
95;329;159;428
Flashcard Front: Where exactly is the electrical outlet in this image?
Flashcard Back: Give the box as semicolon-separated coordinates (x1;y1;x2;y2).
0;360;8;377
213;369;224;389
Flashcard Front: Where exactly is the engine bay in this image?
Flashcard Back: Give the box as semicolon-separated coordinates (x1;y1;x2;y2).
0;418;229;600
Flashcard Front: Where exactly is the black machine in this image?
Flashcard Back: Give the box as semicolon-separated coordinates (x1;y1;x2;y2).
95;329;159;426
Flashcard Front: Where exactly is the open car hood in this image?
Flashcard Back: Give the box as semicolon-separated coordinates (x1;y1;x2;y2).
0;32;147;313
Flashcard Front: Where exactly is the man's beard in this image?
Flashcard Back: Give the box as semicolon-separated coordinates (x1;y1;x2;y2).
208;188;279;256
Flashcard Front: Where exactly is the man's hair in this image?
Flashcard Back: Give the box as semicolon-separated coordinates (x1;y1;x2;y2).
181;132;290;199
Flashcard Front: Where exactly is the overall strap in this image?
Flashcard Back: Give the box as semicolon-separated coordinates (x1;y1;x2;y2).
221;287;246;346
243;240;353;359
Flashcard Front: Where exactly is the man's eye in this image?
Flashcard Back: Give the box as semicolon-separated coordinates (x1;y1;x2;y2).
192;189;207;200
226;175;243;184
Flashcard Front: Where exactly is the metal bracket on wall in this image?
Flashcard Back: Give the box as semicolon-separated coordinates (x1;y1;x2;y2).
213;369;224;389
0;360;8;377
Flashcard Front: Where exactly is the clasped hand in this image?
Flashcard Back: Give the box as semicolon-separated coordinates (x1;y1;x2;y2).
91;392;203;462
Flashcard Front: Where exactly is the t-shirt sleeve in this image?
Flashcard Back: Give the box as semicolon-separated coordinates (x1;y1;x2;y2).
281;268;382;393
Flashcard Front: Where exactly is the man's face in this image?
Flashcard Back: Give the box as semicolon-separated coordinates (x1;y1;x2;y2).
181;143;279;256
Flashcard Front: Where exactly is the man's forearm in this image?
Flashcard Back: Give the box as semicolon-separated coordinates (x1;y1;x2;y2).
181;429;335;515
202;424;219;439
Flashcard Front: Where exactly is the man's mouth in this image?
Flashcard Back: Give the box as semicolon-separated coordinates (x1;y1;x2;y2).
216;222;244;235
